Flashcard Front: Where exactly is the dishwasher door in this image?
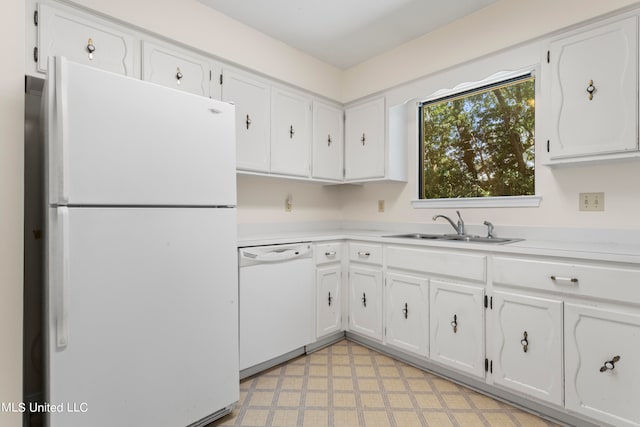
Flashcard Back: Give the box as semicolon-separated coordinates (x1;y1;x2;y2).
239;243;314;371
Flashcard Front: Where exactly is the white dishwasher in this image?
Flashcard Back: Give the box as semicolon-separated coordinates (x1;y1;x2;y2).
238;243;314;374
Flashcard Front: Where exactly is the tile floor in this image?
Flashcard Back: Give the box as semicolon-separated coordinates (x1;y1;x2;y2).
210;339;560;427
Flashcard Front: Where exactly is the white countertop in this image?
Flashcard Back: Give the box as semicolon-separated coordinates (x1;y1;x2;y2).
237;226;640;265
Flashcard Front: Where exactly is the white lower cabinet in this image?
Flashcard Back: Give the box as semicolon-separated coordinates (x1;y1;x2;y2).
316;265;342;339
565;303;640;427
385;272;429;357
349;265;383;341
490;291;563;405
430;280;485;378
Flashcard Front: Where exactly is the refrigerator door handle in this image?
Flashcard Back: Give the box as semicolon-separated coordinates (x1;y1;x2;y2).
54;207;70;348
55;56;70;204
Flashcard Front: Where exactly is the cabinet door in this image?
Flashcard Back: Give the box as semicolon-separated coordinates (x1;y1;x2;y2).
349;266;383;341
430;280;485;378
142;41;218;98
37;3;136;76
222;69;270;172
491;291;563;405
312;101;344;181
345;97;385;180
385;273;429;357
271;87;312;177
549;16;638;159
316;265;342;339
565;303;640;427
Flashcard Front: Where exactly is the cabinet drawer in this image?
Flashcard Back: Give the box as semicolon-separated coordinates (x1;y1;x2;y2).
387;246;486;283
37;3;136;76
493;256;640;305
314;243;342;265
348;242;382;265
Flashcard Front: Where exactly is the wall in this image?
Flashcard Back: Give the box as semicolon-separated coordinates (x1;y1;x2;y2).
0;0;24;425
339;11;640;231
342;0;640;102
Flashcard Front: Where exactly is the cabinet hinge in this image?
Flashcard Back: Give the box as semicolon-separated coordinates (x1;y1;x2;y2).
219;74;223;85
547;50;550;63
547;140;550;153
33;47;38;63
484;295;488;308
209;70;212;81
34;10;38;26
384;327;387;336
485;358;489;372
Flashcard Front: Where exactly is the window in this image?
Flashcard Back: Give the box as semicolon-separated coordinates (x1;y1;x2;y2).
418;74;535;203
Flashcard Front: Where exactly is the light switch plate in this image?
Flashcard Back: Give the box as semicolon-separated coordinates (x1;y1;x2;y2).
579;192;604;211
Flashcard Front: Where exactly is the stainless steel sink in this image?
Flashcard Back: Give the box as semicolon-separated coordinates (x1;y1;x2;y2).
383;233;522;244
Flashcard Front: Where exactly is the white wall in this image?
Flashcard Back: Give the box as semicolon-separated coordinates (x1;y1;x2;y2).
342;0;640;102
0;0;24;425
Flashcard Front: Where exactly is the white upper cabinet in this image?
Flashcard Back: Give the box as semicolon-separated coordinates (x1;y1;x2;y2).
312;101;344;181
142;41;220;99
221;69;271;173
491;291;563;406
385;272;429;357
345;97;385;181
565;303;640;427
547;16;638;163
36;3;137;77
270;87;312;177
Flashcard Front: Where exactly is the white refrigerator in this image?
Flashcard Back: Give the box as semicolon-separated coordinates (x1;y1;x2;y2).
43;57;239;427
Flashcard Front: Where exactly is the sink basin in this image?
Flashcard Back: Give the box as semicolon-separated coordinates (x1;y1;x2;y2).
383;233;522;245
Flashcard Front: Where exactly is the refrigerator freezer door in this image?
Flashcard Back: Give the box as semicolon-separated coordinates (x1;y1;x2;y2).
46;207;239;427
47;56;236;207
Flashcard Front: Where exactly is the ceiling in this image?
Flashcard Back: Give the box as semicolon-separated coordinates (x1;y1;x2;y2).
198;0;498;69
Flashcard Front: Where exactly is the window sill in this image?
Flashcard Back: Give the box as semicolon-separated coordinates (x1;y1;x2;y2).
411;195;542;209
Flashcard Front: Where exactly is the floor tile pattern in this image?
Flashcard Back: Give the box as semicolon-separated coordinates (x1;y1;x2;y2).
211;340;560;427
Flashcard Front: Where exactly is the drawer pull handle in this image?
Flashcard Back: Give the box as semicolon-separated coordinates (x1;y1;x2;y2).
357;251;371;257
325;251;337;257
328;292;333;307
86;38;96;60
327;134;332;147
521;331;529;353
245;114;252;129
600;355;620;372
289;125;295;139
361;133;366;146
586;79;596;100
361;292;367;308
451;314;458;333
175;67;183;84
550;275;578;283
402;302;408;319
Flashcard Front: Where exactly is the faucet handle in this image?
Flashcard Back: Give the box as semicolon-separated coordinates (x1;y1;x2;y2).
483;221;494;238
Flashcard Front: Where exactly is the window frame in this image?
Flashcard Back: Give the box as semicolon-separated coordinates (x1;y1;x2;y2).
412;67;542;209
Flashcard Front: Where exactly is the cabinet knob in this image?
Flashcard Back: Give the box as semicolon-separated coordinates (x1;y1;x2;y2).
361;133;366;146
176;67;183;85
289;125;295;139
245;114;251;130
86;38;96;60
328;291;333;307
451;314;458;333
361;292;367;308
521;331;529;353
586;79;596;100
402;302;408;319
600;355;621;372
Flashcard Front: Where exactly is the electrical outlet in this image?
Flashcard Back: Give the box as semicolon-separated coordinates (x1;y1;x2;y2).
579;192;604;211
285;195;292;212
378;200;385;213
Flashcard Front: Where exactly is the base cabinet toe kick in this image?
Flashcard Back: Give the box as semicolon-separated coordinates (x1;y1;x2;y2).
237;239;640;427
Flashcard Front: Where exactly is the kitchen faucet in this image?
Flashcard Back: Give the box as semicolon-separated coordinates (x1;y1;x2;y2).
433;211;465;235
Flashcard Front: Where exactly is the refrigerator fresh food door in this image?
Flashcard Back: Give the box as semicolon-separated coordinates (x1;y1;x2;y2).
46;207;239;427
46;56;236;207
